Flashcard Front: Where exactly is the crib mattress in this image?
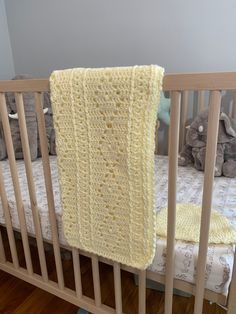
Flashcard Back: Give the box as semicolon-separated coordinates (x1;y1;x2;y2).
0;155;235;295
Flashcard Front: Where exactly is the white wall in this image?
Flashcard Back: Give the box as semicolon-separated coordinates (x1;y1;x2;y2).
0;0;14;79
4;0;236;77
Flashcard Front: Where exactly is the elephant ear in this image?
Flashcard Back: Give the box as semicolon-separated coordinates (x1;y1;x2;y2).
219;112;236;142
190;109;209;131
186;110;208;148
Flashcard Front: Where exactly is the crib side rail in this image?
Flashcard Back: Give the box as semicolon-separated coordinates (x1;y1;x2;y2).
0;73;236;314
0;84;119;314
164;75;236;314
0;89;64;284
0;93;34;275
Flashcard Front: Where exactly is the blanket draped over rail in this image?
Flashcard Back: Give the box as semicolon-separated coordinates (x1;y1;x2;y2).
50;65;164;269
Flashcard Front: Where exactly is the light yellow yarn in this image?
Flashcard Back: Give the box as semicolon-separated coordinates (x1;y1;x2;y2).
50;65;164;269
156;203;236;244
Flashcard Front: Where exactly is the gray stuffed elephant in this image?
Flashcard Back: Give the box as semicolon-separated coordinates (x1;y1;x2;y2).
179;109;236;177
39;90;57;156
0;75;56;161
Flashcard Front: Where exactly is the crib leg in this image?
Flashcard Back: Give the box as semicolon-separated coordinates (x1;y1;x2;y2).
77;309;89;314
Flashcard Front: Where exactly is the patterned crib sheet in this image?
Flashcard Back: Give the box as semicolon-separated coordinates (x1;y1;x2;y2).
0;155;235;295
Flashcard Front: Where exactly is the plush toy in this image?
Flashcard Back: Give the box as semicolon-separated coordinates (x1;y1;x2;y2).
158;92;171;125
179;109;236;177
0;75;56;161
40;90;56;156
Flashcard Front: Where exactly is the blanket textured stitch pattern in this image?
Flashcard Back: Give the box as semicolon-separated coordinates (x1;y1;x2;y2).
50;65;164;269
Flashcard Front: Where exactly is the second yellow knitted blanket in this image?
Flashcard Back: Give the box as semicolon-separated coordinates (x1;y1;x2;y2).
156;204;236;244
50;65;164;269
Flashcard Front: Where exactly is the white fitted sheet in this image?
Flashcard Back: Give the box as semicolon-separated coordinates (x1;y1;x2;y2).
0;155;235;295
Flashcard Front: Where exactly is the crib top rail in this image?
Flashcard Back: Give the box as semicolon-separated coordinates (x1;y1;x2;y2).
0;79;49;92
1;72;236;92
163;72;236;91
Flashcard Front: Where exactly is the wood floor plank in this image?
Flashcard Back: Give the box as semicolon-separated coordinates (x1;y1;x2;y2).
40;296;78;314
12;288;54;314
0;229;228;314
0;272;35;313
0;268;227;314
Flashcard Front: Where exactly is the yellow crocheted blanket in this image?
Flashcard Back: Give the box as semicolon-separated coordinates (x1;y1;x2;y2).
50;65;164;269
156;204;236;244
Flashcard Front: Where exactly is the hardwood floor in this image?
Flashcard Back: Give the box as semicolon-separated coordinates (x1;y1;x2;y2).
0;228;227;314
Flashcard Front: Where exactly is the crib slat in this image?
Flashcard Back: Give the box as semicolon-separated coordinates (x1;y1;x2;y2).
138;270;146;314
34;92;64;290
0;228;6;263
0;162;19;268
232;91;236;119
0;93;33;275
193;91;221;314
113;262;122;314
165;91;181;314
15;92;48;282
92;255;102;307
198;91;205;113
72;248;82;298
179;91;189;151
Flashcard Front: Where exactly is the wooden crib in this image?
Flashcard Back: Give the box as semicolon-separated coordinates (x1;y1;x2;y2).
0;72;236;314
